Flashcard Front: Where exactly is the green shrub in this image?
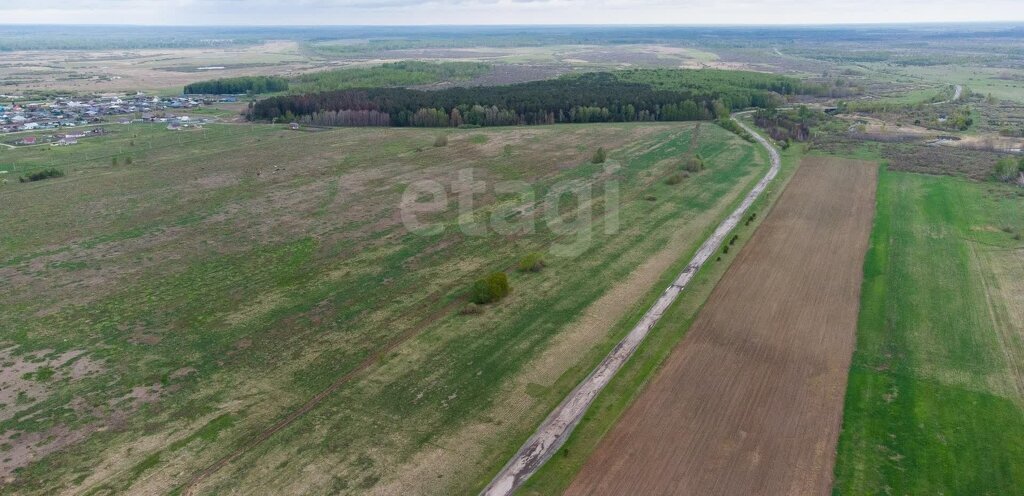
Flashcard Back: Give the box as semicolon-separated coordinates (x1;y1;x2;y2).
994;156;1024;183
518;253;546;273
460;303;484;315
682;155;704;173
434;134;449;147
19;168;64;183
470;272;510;304
714;118;755;142
664;173;684;185
591;147;607;164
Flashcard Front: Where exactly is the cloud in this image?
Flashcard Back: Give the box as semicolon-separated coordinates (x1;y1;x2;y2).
0;0;1021;25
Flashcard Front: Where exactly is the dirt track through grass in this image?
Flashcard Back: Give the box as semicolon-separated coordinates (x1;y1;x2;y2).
481;118;779;496
566;157;877;495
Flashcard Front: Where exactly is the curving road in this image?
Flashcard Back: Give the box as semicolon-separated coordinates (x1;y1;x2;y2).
931;84;962;105
481;116;782;496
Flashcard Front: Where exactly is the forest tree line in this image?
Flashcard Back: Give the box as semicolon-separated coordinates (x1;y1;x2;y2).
184;76;290;95
251;72;802;127
291;61;491;93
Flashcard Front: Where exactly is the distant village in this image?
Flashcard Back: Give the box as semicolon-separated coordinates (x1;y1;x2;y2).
0;93;236;146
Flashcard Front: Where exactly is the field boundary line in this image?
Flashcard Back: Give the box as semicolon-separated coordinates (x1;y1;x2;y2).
480;115;780;496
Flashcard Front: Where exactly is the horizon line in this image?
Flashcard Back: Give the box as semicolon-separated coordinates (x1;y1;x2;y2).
1;20;1023;28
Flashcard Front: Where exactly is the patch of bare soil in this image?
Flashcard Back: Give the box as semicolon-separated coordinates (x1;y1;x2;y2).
0;347;105;478
0;348;103;422
566;157;878;496
0;425;94;482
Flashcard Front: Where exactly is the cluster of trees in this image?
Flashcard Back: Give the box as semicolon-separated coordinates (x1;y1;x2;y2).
944;106;974;131
613;68;836;107
296;109;391;127
19;168;64;183
251;73;755;127
753;107;816;143
184;76;289;95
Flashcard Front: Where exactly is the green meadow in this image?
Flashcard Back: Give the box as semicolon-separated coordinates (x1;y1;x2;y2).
833;170;1024;494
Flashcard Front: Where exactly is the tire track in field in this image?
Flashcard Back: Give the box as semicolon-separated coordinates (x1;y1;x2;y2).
480;116;781;496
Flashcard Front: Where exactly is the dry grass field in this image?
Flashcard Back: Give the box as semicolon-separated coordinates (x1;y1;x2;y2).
0;41;317;95
565;157;878;495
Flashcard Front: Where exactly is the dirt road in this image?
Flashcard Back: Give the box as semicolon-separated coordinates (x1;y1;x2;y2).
480;117;781;496
565;157;877;496
932;84;963;105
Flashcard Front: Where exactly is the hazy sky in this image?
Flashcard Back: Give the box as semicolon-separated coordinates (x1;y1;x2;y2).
2;0;1022;25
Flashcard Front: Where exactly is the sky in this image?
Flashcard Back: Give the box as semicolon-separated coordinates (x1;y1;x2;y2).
1;0;1022;26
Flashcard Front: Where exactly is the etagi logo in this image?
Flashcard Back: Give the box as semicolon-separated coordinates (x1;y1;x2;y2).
400;164;620;258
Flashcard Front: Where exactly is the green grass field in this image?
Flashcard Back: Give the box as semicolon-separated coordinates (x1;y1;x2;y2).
833;170;1024;494
0;121;767;494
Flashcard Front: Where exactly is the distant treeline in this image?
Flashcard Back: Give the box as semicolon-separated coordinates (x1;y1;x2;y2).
184;76;289;95
291;61;491;93
615;68;859;101
0;25;259;51
252;71;803;127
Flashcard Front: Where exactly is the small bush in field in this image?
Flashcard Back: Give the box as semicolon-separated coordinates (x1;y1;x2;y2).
682;155;704;173
470;272;510;304
518;253;546;273
460;303;484;315
664;174;684;185
434;134;449;147
591;147;607;164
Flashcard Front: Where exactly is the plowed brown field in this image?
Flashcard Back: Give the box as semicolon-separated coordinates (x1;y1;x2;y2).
565;157;878;496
